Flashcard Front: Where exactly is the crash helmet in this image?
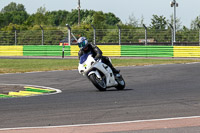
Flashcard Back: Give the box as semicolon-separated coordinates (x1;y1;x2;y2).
77;37;88;49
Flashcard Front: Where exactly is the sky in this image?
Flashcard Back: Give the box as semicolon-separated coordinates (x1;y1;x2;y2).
1;0;200;28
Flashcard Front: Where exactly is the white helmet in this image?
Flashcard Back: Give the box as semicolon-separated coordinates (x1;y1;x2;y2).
77;37;88;49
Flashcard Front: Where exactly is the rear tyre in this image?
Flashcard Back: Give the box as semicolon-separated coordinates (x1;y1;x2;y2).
115;75;125;90
89;73;107;91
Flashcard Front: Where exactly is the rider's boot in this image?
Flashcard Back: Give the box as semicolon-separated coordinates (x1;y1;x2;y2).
109;63;120;76
102;56;120;75
112;67;120;74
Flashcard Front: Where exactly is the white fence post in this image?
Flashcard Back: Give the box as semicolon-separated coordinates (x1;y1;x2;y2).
91;24;96;45
143;24;147;45
117;25;121;45
40;25;44;45
66;24;71;46
169;24;174;46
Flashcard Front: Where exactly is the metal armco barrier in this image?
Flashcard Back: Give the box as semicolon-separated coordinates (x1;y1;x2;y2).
121;45;174;57
0;46;23;56
23;45;70;56
174;46;200;57
0;45;200;58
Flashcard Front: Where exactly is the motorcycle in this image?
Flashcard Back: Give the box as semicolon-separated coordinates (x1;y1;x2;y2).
78;53;125;91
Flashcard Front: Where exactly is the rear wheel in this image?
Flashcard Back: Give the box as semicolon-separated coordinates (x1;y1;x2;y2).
115;75;125;90
89;73;107;91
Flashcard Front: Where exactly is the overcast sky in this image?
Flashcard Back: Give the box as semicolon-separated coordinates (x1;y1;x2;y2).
1;0;200;28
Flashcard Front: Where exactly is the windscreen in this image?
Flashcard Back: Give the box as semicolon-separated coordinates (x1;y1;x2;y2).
80;53;91;64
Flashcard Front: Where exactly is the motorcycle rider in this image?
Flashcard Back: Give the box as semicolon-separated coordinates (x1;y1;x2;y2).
77;37;120;75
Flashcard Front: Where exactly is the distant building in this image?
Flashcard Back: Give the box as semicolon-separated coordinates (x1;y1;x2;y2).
139;39;156;43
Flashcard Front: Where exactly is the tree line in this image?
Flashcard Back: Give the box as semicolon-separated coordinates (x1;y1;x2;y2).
0;2;121;30
0;2;200;45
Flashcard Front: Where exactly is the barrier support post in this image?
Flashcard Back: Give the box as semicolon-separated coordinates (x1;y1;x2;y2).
40;25;44;45
13;26;17;45
91;24;96;45
197;24;200;46
117;25;121;45
143;24;147;45
169;24;174;46
66;24;71;46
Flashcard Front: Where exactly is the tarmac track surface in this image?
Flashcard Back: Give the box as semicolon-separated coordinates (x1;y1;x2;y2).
0;63;200;132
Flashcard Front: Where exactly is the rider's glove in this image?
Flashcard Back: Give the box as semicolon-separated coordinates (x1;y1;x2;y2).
94;57;99;61
95;55;101;61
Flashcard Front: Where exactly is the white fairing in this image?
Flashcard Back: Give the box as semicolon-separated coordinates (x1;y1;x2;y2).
78;54;95;75
78;54;118;87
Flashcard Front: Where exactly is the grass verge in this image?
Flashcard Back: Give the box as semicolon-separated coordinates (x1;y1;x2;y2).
0;58;200;74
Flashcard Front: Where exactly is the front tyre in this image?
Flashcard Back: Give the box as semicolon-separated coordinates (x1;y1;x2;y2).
89;73;107;91
115;75;125;90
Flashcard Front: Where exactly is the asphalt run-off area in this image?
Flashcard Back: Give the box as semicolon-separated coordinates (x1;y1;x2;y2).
0;62;200;133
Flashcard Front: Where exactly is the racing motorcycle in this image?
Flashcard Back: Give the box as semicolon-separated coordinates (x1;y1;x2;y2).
78;53;125;91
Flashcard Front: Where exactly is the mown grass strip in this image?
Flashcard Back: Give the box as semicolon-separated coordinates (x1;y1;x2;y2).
0;59;78;74
0;58;200;74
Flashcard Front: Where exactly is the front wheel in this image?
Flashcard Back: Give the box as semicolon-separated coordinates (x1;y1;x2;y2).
115;75;125;90
89;73;107;91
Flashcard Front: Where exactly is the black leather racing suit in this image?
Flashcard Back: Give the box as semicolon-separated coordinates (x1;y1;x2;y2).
78;43;119;74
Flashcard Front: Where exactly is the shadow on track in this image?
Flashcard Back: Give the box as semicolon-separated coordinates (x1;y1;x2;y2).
100;88;133;92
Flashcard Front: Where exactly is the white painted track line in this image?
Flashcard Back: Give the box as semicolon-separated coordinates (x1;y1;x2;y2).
1;116;200;133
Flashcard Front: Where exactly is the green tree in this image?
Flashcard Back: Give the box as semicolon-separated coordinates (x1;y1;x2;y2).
191;16;200;30
82;15;93;24
12;11;29;25
93;11;106;28
81;10;95;25
66;9;78;25
150;15;167;29
0;11;29;26
1;2;26;13
105;12;120;25
45;10;69;26
33;6;47;25
0;2;29;28
139;15;144;27
0;13;4;27
168;14;182;30
126;13;139;27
